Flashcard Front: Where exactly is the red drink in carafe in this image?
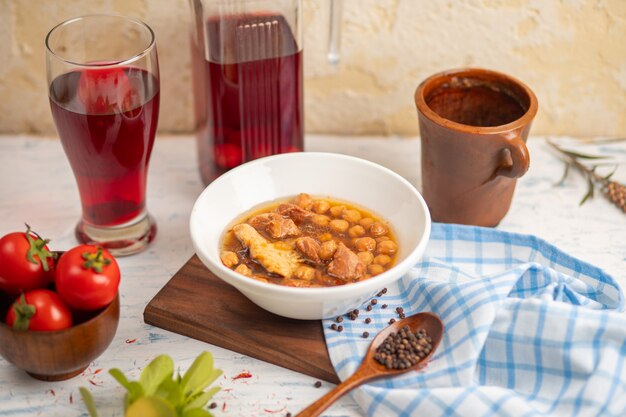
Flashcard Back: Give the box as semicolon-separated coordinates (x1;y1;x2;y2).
191;13;303;185
49;67;159;226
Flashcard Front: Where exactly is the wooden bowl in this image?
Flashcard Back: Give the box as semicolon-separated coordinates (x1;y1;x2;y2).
0;294;119;381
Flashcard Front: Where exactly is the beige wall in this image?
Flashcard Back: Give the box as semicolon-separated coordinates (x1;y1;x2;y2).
1;0;625;137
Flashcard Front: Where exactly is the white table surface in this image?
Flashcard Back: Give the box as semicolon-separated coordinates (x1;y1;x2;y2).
0;134;624;417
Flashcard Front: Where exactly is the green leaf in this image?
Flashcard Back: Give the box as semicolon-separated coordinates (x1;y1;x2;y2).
154;377;183;409
183;386;220;412
125;396;177;417
603;166;618;181
79;387;99;417
182;408;214;417
181;352;222;398
555;163;570;186
125;382;146;408
110;369;145;407
579;176;595;206
561;149;608;160
140;355;175;396
110;368;133;391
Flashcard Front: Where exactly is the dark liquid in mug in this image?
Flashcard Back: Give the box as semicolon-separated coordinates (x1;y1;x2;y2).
426;84;527;127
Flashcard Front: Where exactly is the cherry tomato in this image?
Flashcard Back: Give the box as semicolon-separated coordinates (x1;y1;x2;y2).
0;225;55;295
55;245;120;311
6;289;72;331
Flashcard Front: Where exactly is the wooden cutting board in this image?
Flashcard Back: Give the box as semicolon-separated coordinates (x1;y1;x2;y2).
143;255;340;384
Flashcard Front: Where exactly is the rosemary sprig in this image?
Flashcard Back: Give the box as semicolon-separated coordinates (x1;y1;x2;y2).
547;139;626;213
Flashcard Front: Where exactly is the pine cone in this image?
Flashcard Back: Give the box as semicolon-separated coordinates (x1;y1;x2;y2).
602;180;626;213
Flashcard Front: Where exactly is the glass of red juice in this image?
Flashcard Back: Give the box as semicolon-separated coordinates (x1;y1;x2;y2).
46;15;159;256
189;0;304;185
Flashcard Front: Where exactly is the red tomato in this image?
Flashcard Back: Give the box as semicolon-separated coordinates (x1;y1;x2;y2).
0;225;55;295
6;289;72;331
55;245;120;311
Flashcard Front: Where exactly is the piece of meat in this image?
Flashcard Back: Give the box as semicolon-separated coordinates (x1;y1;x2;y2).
295;237;321;264
232;224;301;278
248;213;300;239
278;203;313;224
327;242;366;281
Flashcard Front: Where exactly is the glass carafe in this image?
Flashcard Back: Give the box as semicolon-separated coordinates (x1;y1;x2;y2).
189;0;342;185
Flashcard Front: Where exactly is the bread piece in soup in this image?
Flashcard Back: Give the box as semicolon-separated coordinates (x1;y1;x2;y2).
232;224;301;278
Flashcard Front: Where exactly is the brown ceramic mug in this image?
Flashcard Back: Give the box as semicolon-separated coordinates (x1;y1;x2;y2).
414;68;538;227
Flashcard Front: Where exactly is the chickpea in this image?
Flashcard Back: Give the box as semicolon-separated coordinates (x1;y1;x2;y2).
294;193;313;209
319;240;338;260
294;265;316;281
373;254;392;266
375;236;391;243
234;264;252;277
329;219;349;233
359;217;374;229
329;205;346;218
370;222;388;237
376;240;398;255
311;214;331;227
367;263;384;275
357;251;374;265
220;251;239;268
355;237;376;252
342;209;362;223
348;225;366;238
319;232;333;242
312;200;330;214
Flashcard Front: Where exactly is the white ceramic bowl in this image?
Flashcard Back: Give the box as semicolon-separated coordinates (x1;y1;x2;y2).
190;152;431;320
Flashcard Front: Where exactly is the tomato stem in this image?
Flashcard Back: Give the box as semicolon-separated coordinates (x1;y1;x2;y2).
12;294;36;331
82;247;111;273
24;223;54;272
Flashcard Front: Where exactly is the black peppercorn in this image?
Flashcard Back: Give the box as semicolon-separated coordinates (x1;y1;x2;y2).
373;325;433;370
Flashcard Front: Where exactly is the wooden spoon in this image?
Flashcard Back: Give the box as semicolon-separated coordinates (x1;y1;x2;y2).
296;312;444;417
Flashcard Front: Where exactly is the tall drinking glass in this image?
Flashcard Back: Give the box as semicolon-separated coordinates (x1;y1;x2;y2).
46;15;159;256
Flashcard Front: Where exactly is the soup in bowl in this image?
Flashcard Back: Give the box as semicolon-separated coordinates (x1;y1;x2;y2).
190;152;431;320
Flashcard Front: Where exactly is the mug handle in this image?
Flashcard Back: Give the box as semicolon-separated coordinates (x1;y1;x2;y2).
494;133;530;179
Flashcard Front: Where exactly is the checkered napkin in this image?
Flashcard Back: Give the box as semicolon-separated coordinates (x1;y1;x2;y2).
323;223;626;417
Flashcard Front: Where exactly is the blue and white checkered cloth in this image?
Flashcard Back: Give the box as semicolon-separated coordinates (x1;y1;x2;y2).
324;223;626;417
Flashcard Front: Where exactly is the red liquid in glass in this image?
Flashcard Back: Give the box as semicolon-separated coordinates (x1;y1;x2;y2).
192;14;303;184
49;67;159;226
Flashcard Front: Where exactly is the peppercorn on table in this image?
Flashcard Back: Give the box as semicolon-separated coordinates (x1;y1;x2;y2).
0;134;624;417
